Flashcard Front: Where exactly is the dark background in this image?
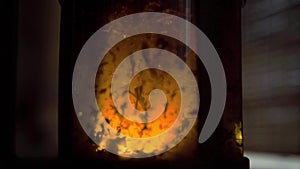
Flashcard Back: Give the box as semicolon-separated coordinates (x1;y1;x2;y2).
2;0;300;168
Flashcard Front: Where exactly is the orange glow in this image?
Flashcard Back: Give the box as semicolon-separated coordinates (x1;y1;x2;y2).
97;68;180;138
94;33;198;156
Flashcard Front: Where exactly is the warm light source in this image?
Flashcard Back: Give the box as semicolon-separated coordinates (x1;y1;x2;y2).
94;33;198;156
